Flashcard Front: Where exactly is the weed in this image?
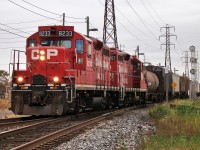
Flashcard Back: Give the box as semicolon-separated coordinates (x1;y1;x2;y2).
0;99;10;109
139;100;200;149
148;104;168;120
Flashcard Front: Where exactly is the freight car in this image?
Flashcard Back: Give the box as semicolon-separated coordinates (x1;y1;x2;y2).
146;65;173;101
146;65;199;100
10;25;148;116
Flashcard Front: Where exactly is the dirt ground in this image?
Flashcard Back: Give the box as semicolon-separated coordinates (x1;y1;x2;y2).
0;109;17;119
0;99;24;119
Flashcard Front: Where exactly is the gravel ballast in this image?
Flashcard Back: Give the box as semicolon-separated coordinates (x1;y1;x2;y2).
54;108;155;150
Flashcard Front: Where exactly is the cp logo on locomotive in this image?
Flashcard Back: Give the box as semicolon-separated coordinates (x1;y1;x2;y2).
31;49;58;60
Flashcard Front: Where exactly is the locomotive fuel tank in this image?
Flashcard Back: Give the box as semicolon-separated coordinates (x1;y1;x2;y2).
146;71;159;93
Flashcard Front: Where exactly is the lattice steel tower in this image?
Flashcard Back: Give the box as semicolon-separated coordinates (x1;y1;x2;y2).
103;0;118;48
159;24;177;71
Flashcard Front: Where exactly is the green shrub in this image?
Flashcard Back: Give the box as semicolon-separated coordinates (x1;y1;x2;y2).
148;105;168;120
174;105;200;116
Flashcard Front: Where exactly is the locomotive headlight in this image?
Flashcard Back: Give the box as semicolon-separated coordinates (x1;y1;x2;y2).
40;56;45;61
17;76;24;83
53;76;59;82
40;50;45;55
40;50;45;61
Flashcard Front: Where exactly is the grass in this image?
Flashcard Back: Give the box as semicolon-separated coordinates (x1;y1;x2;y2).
171;99;200;108
138;99;200;150
0;98;11;109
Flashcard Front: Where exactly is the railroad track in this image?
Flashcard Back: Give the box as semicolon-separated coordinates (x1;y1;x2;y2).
0;105;151;149
0;117;57;133
13;108;129;150
0;115;51;124
0;111;106;149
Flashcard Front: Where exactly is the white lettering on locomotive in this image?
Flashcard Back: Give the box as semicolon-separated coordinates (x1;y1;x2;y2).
87;60;92;67
31;49;58;60
31;49;39;60
47;49;58;59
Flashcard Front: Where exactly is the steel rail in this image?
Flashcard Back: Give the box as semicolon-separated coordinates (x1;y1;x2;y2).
13;109;126;150
0;116;70;140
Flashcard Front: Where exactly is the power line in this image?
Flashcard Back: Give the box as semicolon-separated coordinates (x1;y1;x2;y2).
130;0;159;31
7;19;52;25
97;0;158;41
8;0;61;22
116;6;158;40
65;21;85;24
0;22;29;34
0;27;26;38
0;41;25;43
126;0;158;39
140;0;161;28
2;25;38;30
117;20;159;49
97;0;160;49
0;37;24;39
64;15;85;20
89;22;103;38
0;31;34;34
21;0;61;16
0;47;24;49
21;0;86;20
146;0;166;25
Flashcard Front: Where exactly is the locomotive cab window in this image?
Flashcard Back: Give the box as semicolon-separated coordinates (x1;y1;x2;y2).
41;40;55;46
110;54;116;61
135;62;140;70
28;39;37;47
76;40;84;54
118;55;123;62
57;40;71;48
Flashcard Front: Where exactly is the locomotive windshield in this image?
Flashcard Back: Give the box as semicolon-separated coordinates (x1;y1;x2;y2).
40;39;72;48
57;40;71;48
41;40;55;46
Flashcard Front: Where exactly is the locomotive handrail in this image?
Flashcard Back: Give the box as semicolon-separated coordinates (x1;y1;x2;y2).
9;62;31;78
11;49;26;71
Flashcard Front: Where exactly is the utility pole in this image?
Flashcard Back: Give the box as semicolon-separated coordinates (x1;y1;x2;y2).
159;24;177;107
103;0;118;48
63;13;65;26
85;16;98;37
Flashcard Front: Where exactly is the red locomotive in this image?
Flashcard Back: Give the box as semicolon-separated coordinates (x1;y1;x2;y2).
10;25;148;115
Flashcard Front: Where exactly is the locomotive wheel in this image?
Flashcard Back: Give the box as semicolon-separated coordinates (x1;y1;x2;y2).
101;98;107;110
75;97;86;113
107;99;114;109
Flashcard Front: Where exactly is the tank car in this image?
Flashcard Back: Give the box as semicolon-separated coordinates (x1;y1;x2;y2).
10;25;147;116
146;65;173;101
145;70;159;102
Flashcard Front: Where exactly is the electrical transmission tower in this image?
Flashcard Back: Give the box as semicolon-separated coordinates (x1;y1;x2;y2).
159;24;177;71
103;0;118;48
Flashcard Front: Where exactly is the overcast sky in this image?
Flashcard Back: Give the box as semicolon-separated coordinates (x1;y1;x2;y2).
0;0;200;77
